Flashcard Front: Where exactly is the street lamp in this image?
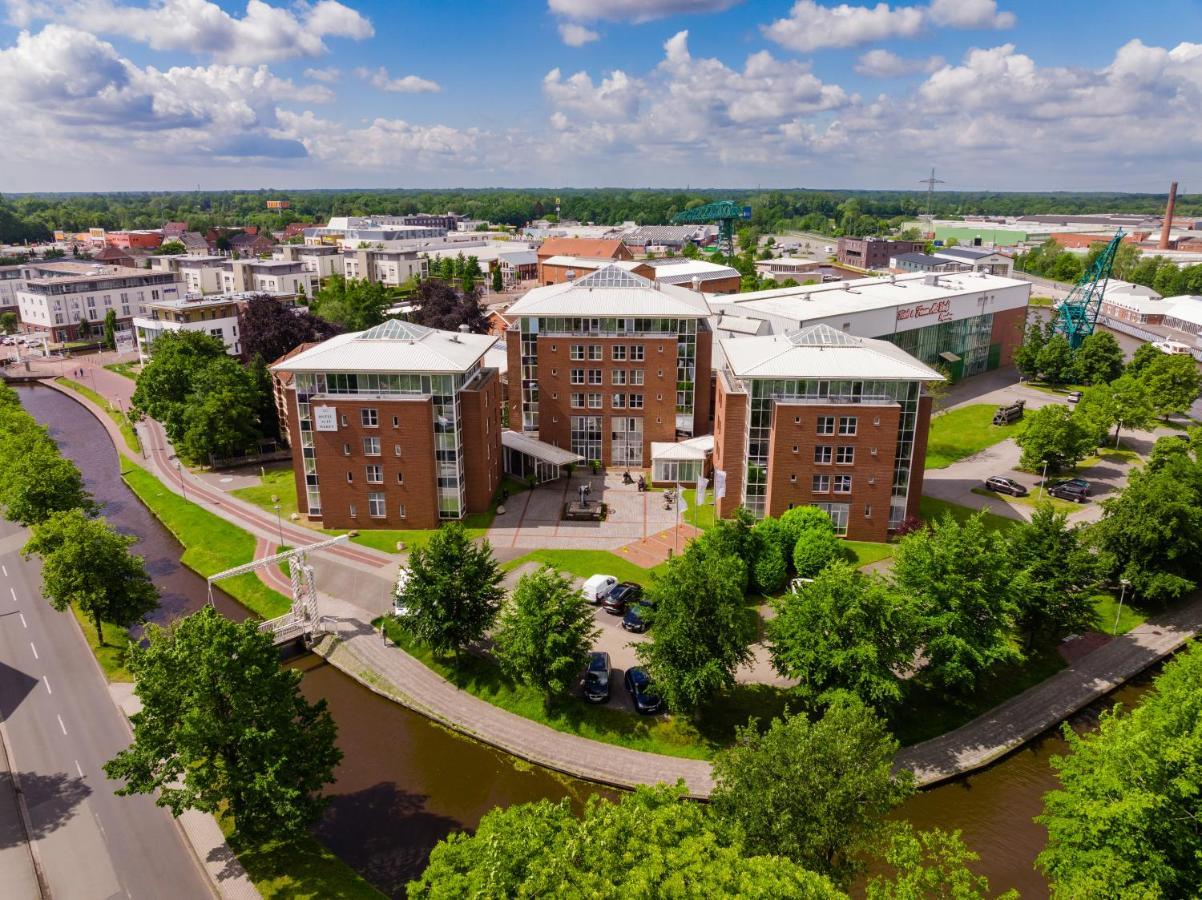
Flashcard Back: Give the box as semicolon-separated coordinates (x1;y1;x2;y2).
272;498;285;548
176;459;187;501
1113;577;1132;636
1037;460;1049;499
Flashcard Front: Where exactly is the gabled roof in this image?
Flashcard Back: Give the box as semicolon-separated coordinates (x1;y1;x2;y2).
271;318;496;375
537;237;630;260
722;323;944;382
506;264;710;318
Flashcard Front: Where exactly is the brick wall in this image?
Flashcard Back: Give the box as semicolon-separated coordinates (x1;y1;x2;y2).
537;261;654;286
713;371;747;519
990;305;1028;367
459;369;503;514
763;402;899;541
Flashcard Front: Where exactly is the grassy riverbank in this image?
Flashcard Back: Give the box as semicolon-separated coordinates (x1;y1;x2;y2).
55;377;140;453
71;604;134;682
120;459;290;619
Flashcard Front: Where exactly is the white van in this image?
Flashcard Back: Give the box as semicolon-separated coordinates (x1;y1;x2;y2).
581;574;618;604
392;567;411;617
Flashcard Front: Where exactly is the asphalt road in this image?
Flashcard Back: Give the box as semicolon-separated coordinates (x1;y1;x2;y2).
0;518;213;900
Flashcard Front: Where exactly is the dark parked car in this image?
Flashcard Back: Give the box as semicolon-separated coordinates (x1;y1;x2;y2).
1047;479;1091;503
622;599;656;633
583;651;611;703
623;666;663;715
602;582;641;615
984;475;1028;497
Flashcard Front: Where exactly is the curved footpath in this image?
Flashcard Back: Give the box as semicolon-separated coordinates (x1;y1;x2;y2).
37;362;1202;797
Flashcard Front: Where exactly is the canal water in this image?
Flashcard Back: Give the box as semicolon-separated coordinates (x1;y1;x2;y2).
17;383;1159;898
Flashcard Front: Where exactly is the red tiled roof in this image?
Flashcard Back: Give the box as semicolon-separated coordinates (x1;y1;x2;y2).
536;237;630;260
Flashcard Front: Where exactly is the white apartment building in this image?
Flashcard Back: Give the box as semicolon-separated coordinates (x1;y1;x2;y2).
133;291;297;362
220;260;319;297
15;263;184;342
342;248;428;286
0;264;26;315
274;244;342;279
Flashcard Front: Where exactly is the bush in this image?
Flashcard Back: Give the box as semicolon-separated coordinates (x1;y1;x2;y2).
753;541;789;594
793;528;842;578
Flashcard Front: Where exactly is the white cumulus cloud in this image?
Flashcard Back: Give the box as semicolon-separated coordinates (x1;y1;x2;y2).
558;22;599;46
354;66;441;93
764;0;1014;53
854;48;943;77
547;0;740;23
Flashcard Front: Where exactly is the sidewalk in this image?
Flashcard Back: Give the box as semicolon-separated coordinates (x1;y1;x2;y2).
0;726;43;899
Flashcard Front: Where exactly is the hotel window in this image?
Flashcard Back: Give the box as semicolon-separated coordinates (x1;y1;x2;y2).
834;475;853;493
816;416;835;435
398;504;407;519
349;503;357;518
839;416;858;435
342;442;351;456
363;437;381;456
588;393;603;409
812;475;830;493
340;414;348;427
571;393;585;408
570;345;584;360
346;471;354;483
612;394;626;409
368;492;386;518
365;465;383;483
814;502;850;536
629;394;644;409
393;444;402;457
612;345;627;361
836;446;855;465
588;369;603;385
361;408;378;427
396;472;404;484
631;369;645;385
612;370;627;385
865;504;872;518
570;368;585;385
631;345;645;361
814;446;832;464
392;416;399;427
588;345;603;360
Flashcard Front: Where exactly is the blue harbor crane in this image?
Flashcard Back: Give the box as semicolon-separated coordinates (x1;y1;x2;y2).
671;200;751;257
1054;230;1124;349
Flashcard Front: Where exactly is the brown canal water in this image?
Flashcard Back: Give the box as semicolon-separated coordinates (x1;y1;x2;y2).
16;382;1162;898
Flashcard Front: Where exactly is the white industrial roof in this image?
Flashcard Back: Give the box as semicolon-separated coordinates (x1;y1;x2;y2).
722;323;944;381
715;315;768;335
651;260;740;285
1162;296;1202;328
271;319;496;374
501;430;583;466
506;264;710;318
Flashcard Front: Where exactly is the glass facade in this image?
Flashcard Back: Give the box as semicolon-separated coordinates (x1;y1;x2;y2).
570;416;603;463
739;376;920;527
886;313;994;377
610;416;644;466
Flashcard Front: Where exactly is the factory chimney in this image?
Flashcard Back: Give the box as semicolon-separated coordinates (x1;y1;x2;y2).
1158;180;1178;250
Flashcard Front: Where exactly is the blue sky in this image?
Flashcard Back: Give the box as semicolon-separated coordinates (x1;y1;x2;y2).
1;0;1200;192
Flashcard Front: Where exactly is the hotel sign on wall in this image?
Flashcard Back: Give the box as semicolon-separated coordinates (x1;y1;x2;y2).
314;406;338;432
896;298;954;323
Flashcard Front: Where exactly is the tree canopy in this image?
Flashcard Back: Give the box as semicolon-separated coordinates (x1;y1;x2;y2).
238;294;342;363
405;279;489;334
311;275;392;331
1014;404;1097;473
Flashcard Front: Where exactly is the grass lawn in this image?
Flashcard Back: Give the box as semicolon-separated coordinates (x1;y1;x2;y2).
924;404;1023;469
377;617;711;759
231;465;300;521
71;604;134;682
1029;296;1055;307
220;815;383;899
919;496;1020;533
681;488;715;530
56;377;140;454
843;540;895;568
891;642;1068;746
1092;591;1148;637
121;459;291;619
502;548;669;586
103;361;139;380
1075;446;1141;471
1026;381;1088;397
969;487;1080;516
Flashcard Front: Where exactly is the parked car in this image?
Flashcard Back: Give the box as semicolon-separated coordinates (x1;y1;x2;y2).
392;567;411;617
622;599;656;633
581;574;618;604
984;475;1028;497
1047;479;1091;503
583;651;611;703
602;582;641;615
1066;390;1083;404
623;666;664;715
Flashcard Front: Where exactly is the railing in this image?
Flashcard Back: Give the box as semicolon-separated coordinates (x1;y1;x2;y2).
1098;315;1202;362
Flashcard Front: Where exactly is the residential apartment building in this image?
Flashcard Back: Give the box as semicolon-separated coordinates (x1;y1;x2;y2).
342;248;428;286
132;291;296;362
175;256;228;294
15;263;184;342
220;260;318;297
272;320;503;530
837;237;925;269
504;265;713;467
713;324;940;540
0;264;26;317
274;244;342;278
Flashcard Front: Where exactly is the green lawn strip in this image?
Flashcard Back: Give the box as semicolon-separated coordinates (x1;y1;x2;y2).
681;488;715;530
501;548;669;586
70;604;134;682
843;540;894;568
1029;296;1055;307
969;487;1080;516
376;617;710;759
231;465;301;521
1092;592;1148;637
1074;446;1141;471
220;815;384;900
55;377;139;453
120;459;291;619
924;404;1023;469
918;496;1020;533
890;641;1068;747
103;362;139;380
1024;381;1088;397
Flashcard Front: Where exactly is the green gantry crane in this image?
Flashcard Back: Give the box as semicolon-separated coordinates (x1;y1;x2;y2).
1053;230;1124;349
671;200;751;257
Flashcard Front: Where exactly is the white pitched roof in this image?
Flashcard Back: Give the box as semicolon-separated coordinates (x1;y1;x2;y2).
271;319;496;374
501;430;584;466
506;264;710;318
722;323;944;381
651;260;740;284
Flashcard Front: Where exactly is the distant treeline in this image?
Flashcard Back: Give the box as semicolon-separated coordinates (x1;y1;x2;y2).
1;187;1195;246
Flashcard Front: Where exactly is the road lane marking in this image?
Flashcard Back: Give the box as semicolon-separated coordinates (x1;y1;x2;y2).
29;642;38;659
57;714;67;736
19;613;26;628
1;564;6;576
9;587;15;603
75;760;84;778
43;676;52;695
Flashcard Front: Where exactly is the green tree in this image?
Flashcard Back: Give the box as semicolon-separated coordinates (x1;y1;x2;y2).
1140;352;1202;419
1008;504;1098;648
681;241;700;259
0;446;93;526
710;698;913;884
397;522;504;661
793;525;843;578
1073;330;1125;386
1038;642;1202;898
1125;342;1162;378
460;255;482;293
154;240;186;255
778;505;836;561
22;508;157;643
891;513;1020;692
490;265;502;293
1074;374;1155;447
493;567;599;709
0;311;17;334
1013;321;1046;381
767;562;917;711
131;330;228;437
101;308;117;350
634;541;753;714
410;784;844;899
312;275;391;331
104;606;341;842
1035;334;1079;384
1015;404;1096;473
176;356;262;464
866;824;1017;900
